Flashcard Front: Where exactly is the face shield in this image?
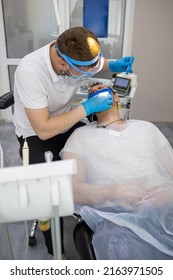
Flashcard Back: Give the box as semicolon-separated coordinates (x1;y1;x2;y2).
54;45;104;80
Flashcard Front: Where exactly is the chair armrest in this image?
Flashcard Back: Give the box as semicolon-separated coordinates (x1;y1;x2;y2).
73;219;96;260
0;91;14;109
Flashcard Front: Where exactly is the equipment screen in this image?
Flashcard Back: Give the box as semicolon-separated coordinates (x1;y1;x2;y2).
114;77;130;90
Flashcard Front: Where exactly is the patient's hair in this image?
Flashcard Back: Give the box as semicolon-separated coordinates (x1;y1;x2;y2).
88;83;112;95
56;26;100;66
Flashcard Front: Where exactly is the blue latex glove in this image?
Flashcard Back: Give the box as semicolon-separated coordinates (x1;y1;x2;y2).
109;56;135;73
82;92;113;116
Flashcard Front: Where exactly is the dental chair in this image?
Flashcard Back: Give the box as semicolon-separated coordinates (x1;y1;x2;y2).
73;215;96;260
0;91;38;246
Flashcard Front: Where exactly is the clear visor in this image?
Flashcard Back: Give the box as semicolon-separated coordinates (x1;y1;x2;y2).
54;45;104;78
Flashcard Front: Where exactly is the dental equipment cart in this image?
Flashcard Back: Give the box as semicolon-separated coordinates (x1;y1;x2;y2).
0;158;76;260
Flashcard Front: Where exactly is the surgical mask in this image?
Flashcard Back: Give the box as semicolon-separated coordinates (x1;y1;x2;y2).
70;74;83;80
66;64;90;80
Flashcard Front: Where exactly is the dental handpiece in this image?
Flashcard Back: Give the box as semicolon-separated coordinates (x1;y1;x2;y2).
126;56;133;75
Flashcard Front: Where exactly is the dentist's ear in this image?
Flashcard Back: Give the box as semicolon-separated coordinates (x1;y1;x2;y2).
58;56;67;67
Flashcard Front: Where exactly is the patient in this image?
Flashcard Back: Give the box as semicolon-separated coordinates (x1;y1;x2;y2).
60;84;173;259
141;186;173;207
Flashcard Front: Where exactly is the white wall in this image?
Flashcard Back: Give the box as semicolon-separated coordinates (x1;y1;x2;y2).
26;0;58;49
131;0;173;122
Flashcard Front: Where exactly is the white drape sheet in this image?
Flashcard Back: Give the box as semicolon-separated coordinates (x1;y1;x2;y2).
60;120;173;259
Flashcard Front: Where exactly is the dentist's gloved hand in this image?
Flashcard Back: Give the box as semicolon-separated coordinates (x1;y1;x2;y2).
82;92;113;116
109;56;135;73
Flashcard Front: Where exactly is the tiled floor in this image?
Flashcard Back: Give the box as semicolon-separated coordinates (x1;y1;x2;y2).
0;217;79;260
0;121;173;260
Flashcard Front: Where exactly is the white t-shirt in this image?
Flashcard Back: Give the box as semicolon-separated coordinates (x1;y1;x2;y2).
13;42;81;138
